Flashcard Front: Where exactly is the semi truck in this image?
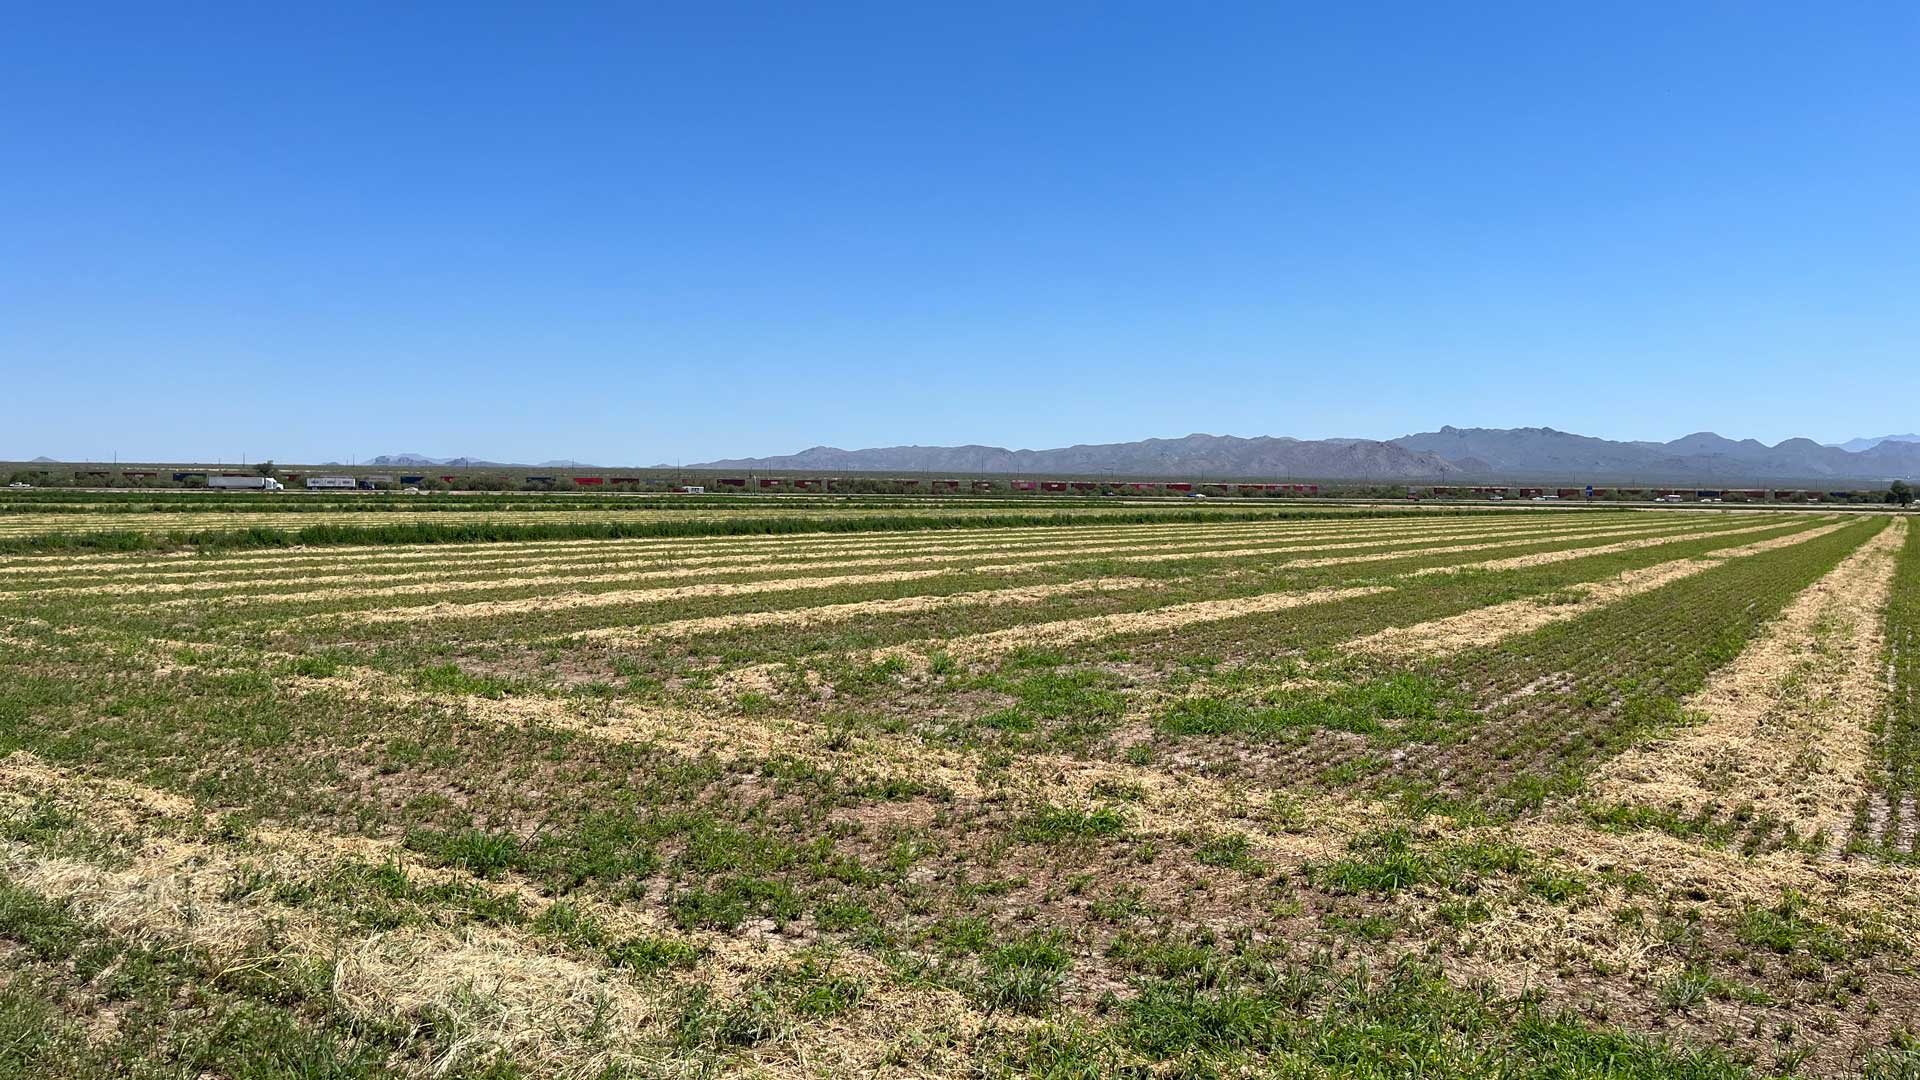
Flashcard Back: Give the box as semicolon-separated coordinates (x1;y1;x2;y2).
207;476;284;491
306;476;357;490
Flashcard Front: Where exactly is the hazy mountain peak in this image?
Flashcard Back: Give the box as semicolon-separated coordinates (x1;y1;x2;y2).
1828;433;1920;453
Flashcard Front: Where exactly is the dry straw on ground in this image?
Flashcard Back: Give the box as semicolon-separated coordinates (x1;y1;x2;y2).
1589;519;1907;844
1353;521;1852;658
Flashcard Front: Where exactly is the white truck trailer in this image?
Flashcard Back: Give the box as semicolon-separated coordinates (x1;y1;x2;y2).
306;476;357;490
207;476;284;491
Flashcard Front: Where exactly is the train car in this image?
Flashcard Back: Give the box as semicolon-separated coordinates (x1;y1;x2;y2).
209;475;282;491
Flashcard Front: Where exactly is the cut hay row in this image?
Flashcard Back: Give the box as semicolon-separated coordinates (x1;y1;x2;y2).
1269;517;1787;571
1398;521;1882;806
0;751;1000;1079
1353;519;1856;658
880;585;1394;663
0;503;1236;536
263;661;1344;871
0;503;1446;557
203;613;1920;1059
274;623;1920;970
102;515;1682;610
13;513;1587;597
958;515;1770;577
311;566;976;625
571;576;1156;643
707;585;1398;693
695;523;1833;694
1586;519;1906;847
0;508;780;536
1412;515;1832;576
272;517;1729;627
0;514;1242;575
1854;518;1920;856
0;509;1597;583
0;509;1507;576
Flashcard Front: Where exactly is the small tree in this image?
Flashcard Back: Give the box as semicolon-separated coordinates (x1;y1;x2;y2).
254;460;277;477
1890;480;1914;506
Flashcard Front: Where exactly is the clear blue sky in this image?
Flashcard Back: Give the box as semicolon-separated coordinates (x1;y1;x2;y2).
3;2;1915;464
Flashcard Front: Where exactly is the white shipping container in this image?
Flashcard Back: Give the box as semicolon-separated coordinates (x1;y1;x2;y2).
306;476;358;490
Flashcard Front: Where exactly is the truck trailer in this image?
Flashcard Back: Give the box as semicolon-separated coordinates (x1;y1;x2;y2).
306;476;357;490
207;476;284;491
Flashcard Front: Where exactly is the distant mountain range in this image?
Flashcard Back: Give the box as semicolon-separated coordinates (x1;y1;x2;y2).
19;430;1919;484
683;435;1476;481
363;453;596;469
1826;434;1920;453
684;427;1920;484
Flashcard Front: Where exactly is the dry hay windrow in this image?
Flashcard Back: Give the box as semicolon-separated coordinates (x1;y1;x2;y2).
295;567;974;626
1;516;1392;585
49;513;1659;603
1502;814;1920;997
0;749;1006;1078
1266;518;1767;571
699;524;1787;696
0;752;675;1080
955;517;1755;577
1410;516;1831;577
1585;519;1908;847
280;647;1920;1055
265;520;1689;628
706;583;1395;699
0;509;1692;584
0;510;1487;576
883;585;1393;663
100;516;1618;609
273;664;1357;875
570;575;1158;643
1351;520;1857;658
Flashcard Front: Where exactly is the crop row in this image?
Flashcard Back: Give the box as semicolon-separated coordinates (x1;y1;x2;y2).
3;516;1713;648
0;512;1614;597
0;503;1514;555
234;515;1792;676
1412;520;1882;812
1851;520;1920;857
102;515;1683;610
1124;519;1871;811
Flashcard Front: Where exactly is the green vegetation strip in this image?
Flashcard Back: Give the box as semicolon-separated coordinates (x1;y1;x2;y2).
1856;519;1920;857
